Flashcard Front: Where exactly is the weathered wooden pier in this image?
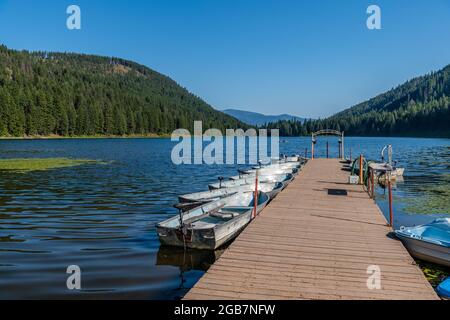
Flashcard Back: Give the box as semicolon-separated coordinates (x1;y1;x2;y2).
184;159;438;300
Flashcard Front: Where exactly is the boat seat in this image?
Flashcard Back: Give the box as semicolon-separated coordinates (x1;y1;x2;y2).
221;206;252;213
210;211;240;220
190;220;218;228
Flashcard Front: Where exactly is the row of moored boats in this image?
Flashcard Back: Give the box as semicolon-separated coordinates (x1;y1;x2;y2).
157;156;306;250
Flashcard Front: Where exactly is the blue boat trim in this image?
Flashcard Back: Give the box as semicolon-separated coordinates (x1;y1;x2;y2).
436;277;450;299
395;218;450;248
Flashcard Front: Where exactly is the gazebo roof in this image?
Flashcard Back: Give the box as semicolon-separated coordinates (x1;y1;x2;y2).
312;129;343;137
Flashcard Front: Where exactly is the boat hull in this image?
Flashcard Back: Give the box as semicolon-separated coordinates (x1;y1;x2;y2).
157;205;264;250
240;167;299;176
157;194;269;250
209;173;293;190
265;185;283;199
179;182;282;204
396;233;450;267
369;162;405;179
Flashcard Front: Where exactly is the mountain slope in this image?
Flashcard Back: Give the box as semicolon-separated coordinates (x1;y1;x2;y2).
0;45;245;137
223;108;305;126
266;64;450;137
326;64;450;137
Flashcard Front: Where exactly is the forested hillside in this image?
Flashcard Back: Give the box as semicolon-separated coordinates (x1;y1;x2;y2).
0;45;244;137
266;65;450;137
2;44;449;138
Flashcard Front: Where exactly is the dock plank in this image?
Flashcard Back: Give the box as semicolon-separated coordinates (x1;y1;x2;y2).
184;159;438;300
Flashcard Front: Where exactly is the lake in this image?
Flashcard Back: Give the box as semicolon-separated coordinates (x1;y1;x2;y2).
0;137;449;299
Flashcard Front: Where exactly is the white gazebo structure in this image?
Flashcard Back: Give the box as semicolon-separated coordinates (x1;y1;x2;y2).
311;129;345;160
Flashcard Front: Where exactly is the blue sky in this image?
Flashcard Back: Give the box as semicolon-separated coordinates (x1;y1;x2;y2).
1;0;450;118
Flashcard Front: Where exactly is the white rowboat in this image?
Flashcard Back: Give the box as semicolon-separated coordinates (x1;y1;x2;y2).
157;191;270;250
208;173;294;190
178;182;283;204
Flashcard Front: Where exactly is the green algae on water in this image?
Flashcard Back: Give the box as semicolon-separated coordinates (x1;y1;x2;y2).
0;158;105;172
402;188;450;214
401;174;450;215
416;260;450;287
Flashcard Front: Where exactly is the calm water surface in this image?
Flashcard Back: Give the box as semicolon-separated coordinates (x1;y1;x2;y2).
0;137;448;299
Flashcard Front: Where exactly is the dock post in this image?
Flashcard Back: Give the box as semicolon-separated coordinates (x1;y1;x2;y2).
305;148;308;159
388;172;394;228
253;170;258;219
366;169;371;194
371;169;375;199
359;155;364;185
350;148;352;162
326;141;329;158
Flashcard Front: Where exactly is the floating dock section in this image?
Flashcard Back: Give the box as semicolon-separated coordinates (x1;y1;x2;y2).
184;159;438;300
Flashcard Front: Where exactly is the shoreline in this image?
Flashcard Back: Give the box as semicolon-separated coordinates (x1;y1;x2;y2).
0;135;449;140
0;134;172;140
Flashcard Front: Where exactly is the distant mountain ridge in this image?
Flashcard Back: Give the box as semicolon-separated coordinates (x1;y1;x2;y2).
223;109;306;126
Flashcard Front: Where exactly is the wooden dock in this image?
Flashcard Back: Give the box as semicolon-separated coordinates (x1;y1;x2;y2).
184;159;438;300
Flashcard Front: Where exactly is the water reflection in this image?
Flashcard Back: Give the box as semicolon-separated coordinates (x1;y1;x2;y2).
157;246;225;272
156;246;225;295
